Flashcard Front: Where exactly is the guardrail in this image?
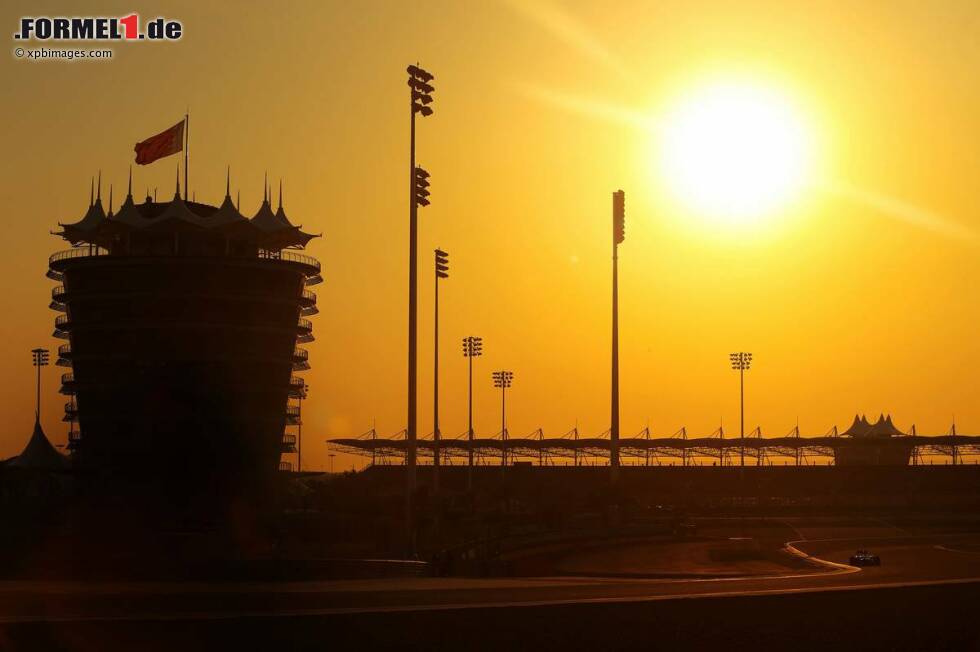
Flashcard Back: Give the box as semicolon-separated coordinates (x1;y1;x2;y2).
55;314;70;328
51;285;66;301
282;434;297;446
61;372;75;384
49;246;321;276
289;376;305;389
301;289;317;304
58;343;71;357
297;317;313;331
258;249;321;274
49;246;110;265
293;347;309;361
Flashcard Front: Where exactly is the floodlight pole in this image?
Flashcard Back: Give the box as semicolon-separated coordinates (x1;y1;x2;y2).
729;352;752;469
433;250;449;494
407;87;418;504
611;220;620;478
405;64;434;556
493;370;512;471
463;337;482;490
610;190;625;483
468;346;474;473
31;348;49;421
501;380;507;468
36;356;42;419
433;263;439;492
739;363;745;467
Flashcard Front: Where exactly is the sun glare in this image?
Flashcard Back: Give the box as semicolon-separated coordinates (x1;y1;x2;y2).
658;80;813;226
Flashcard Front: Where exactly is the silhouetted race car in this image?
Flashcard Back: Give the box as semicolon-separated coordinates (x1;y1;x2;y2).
849;549;881;566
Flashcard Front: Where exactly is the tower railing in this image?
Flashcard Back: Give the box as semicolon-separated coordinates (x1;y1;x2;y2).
49;247;110;265
49;246;321;275
258;249;321;274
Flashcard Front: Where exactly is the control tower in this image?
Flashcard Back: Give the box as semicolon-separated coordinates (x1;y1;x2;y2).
48;172;320;499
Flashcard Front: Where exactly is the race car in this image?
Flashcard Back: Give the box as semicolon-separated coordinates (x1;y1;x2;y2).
849;549;881;566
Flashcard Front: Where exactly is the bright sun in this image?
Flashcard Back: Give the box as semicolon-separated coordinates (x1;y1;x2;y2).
658;81;813;225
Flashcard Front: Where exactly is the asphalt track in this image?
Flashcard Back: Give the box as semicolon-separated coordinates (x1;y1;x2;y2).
1;525;978;624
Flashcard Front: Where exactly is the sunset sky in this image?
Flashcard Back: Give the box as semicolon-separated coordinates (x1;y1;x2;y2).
3;1;980;470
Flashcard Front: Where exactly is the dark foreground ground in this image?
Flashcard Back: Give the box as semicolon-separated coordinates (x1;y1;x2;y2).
2;519;979;651
2;582;977;651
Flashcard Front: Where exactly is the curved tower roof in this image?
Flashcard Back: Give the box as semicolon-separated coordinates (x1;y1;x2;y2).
7;418;69;471
56;170;319;250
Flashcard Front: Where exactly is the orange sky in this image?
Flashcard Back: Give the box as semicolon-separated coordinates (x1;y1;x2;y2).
3;1;980;470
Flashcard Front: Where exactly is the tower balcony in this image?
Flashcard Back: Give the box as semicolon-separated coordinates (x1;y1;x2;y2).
299;289;319;316
281;433;297;453
50;285;67;311
50;247;322;283
56;343;73;367
60;372;77;395
49;246;110;269
288;375;306;397
285;405;301;425
292;347;310;371
63;401;78;422
54;314;72;330
256;249;321;276
297;317;315;343
67;430;82;451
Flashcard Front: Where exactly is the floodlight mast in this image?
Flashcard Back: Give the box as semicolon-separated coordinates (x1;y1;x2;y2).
433;249;449;494
729;352;753;467
610;190;625;482
463;336;483;489
405;63;434;554
492;370;514;469
31;348;50;421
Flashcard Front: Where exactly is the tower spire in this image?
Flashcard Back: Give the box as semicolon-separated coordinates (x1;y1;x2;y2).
108;184;113;214
127;166;133;199
263;172;268;203
237;189;240;212
278;179;283;211
90;177;94;207
175;163;181;199
97;170;102;202
226;166;231;199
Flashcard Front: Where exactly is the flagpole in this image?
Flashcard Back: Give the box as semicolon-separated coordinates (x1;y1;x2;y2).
184;111;189;202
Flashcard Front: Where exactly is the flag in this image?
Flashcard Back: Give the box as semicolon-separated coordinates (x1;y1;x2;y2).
134;119;185;165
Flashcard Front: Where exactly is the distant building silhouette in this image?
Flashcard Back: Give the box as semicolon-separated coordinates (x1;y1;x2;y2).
6;417;69;471
837;414;913;465
47;171;320;501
